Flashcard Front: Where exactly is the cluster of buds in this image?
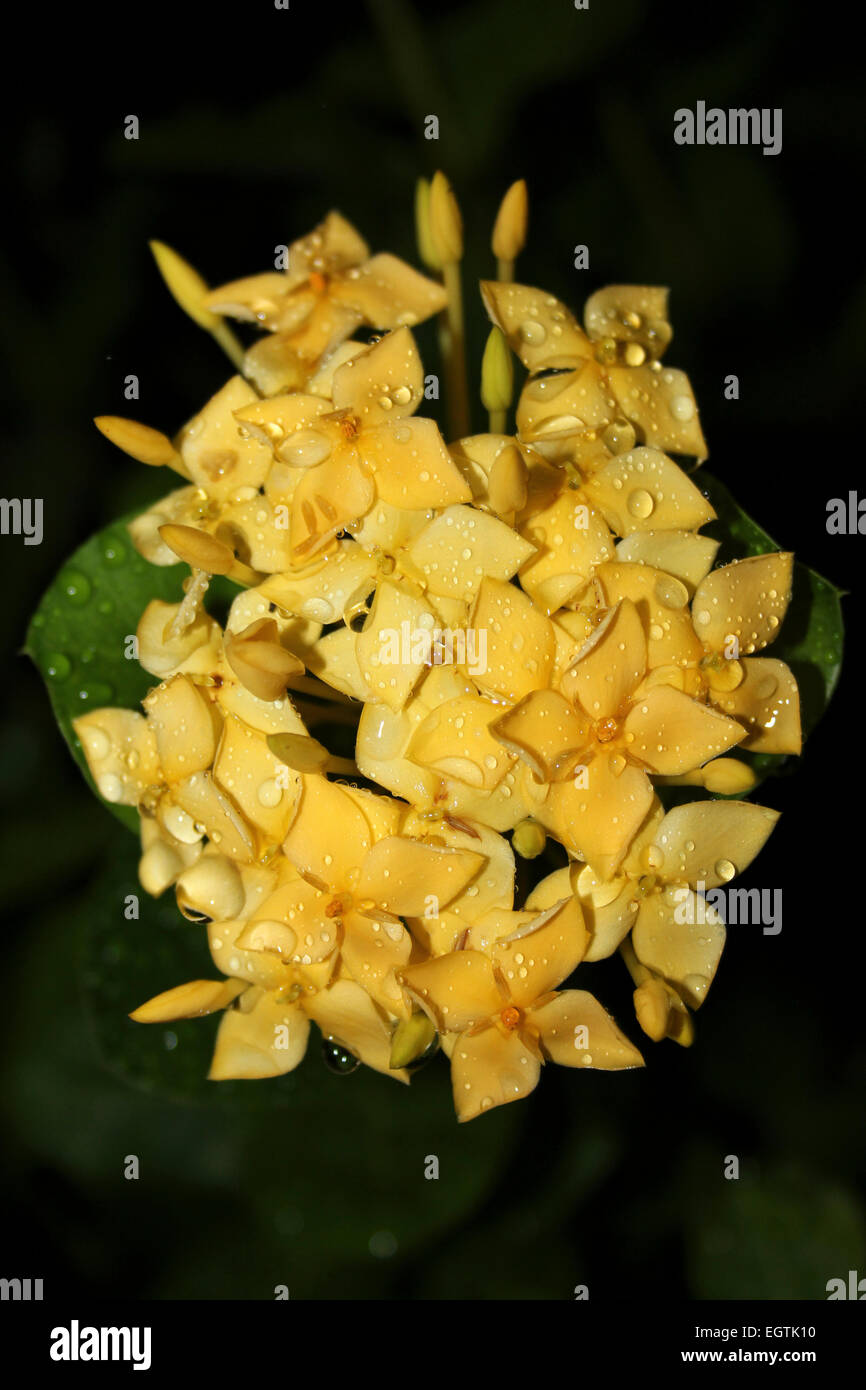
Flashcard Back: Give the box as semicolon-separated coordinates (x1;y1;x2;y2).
74;176;800;1121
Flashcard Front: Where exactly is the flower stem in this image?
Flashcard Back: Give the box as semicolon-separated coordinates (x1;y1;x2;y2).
442;259;469;440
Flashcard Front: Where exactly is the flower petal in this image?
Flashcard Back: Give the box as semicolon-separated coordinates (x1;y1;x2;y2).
561;599;646;721
692;553;794;655
410;694;516;788
491;689;590;782
584;285;672;358
304;977;409;1081
652;799;780;889
632;890;726;1008
143;674;219;781
357;836;485;915
400;950;502;1033
359;418;472;509
407;504;535;602
608;365;707;459
282;775;371;888
355;580;438;710
480;281;592;370
74;708;162;808
130;978;245;1022
468;577;555;702
519;491;615;614
450;1025;541;1121
530;989;644;1068
491;896;588;1007
331;325;424;423
624;685;744;774
209;990;310;1079
542;754;653;879
213;714;301;841
615;530;719;591
583;446;715;535
709;656;801;755
334;253;448;329
178;376;272;495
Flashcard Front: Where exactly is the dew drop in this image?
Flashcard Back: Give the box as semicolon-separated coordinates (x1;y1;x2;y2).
61;570;92;606
322;1039;360;1074
45;652;71;682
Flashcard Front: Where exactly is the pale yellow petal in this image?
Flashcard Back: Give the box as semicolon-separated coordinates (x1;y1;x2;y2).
357;836;484;915
652;799;780;889
407;504;535;601
608;364;708;459
583;446;715;535
531;988;644;1069
623;685;744;774
561;599;646;721
468;577;555;702
491;896;588;1007
632;890;726;1008
400;950;502;1033
209;991;310;1079
692;553;794;655
709;656;801;755
450;1025;541;1121
131;978;245;1022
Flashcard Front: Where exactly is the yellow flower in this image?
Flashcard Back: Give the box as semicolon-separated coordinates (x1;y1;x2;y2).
526;795;779;1040
235;328;470;561
688;553;801;754
203;210;447;391
281;775;485;1015
400;897;642;1121
482;281;707;460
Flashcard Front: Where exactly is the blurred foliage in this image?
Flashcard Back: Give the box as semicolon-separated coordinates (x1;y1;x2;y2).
2;0;863;1299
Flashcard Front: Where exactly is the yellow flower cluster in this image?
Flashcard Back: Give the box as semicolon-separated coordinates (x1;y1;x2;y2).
74;186;800;1121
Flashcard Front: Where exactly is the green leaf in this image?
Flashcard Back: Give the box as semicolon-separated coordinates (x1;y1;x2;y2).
24;517;186;831
701;470;844;742
24;515;237;833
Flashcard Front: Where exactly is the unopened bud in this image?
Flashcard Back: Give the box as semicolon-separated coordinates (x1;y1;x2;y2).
480;327;514;414
512;818;547;859
390;1011;437;1069
414;177;441;271
94;415;180;468
492;179;528;264
149;240;221;331
428;171;463;263
266;731;331;773
225;619;304;703
158;524;235;575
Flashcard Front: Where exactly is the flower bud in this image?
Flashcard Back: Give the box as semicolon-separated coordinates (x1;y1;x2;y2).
94;416;180;468
428;171;463;263
225;619;304;702
390;1011;437;1069
414;177;441;271
492;179;528;263
159;524;235;575
149;240;221;331
480;327;514;414
512;818;547;859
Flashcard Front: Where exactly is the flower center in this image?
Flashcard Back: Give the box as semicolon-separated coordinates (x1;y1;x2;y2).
595;716;619;744
339;414;361;441
309;270;328;294
500;1005;522;1031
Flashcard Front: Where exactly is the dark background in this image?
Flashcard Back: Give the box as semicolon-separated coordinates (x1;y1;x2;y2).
0;0;862;1299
